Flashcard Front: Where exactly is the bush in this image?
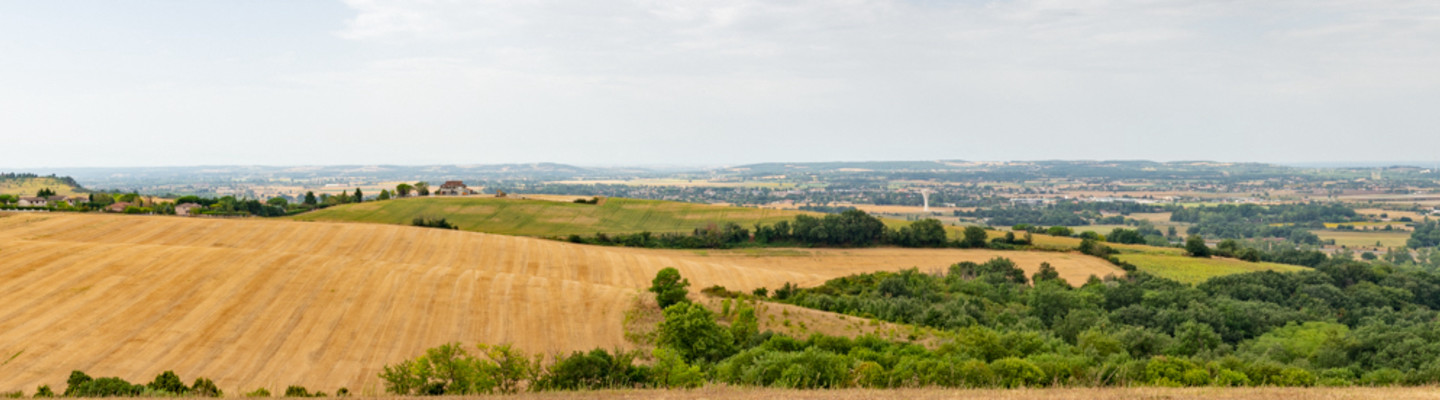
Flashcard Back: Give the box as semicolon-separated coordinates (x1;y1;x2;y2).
244;388;271;397
651;348;704;389
66;377;144;398
32;386;54;398
532;348;646;391
190;378;222;397
378;342;494;395
146;371;187;394
284;386;312;397
411;217;458;230
335;388;349;397
990;357;1045;388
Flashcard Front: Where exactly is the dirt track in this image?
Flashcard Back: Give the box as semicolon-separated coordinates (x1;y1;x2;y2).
0;213;1117;393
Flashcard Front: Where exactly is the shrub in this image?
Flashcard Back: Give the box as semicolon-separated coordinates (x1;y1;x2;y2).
1213;369;1251;387
190;378;222;397
66;377;144;398
651;347;704;389
1276;367;1316;387
990;357;1045;388
1361;368;1405;386
411;217;458;230
147;371;187;394
284;386;311;397
479;343;536;394
532;348;646;391
378;342;494;395
335;388;349;397
244;388;271;397
1;391;22;399
32;386;54;398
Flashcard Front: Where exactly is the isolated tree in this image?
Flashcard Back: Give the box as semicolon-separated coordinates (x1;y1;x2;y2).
396;183;413;197
303;191;318;206
378;190;392;201
961;226;989;248
267;197;289;207
354;188;364;203
649;267;690;309
1185;234;1211;258
1032;262;1061;283
415;182;430;196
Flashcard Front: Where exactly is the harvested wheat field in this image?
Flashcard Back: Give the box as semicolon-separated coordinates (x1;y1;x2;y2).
350;387;1440;399
0;213;1116;393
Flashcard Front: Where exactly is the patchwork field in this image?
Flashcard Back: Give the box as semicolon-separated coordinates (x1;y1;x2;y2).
291;196;811;236
1313;230;1412;249
0;212;1117;394
1115;253;1309;284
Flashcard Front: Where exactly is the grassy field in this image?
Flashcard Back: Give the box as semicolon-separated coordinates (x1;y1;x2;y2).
0;177;84;196
1314;229;1412;248
291;196;812;236
320;387;1440;399
0;212;1118;393
1116;253;1309;284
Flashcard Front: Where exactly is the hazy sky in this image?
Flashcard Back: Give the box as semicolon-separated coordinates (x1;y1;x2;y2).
2;0;1439;168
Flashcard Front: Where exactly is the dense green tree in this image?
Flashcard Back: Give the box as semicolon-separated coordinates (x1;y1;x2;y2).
657;302;735;363
415;182;430;196
649;268;691;309
354;188;364;203
396;183;414;197
1185;235;1211;258
961;226;988;248
303;191;317;206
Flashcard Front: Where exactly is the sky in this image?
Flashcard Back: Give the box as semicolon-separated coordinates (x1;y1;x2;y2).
2;0;1439;168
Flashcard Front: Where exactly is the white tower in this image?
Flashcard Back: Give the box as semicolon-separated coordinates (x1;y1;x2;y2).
921;189;931;212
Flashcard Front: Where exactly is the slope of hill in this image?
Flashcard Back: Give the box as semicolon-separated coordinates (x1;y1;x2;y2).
0;213;1119;393
0;174;85;197
290;196;811;236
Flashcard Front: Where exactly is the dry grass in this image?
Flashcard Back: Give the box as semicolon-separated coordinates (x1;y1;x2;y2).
322;386;1440;399
0;213;1116;393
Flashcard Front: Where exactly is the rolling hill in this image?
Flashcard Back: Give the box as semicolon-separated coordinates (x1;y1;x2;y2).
0;212;1120;393
0;174;85;197
290;196;812;237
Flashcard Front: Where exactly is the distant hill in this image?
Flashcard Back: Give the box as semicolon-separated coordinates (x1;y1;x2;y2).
290;196;812;237
0;173;86;196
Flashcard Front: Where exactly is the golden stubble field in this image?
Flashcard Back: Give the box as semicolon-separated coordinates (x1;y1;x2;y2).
0;213;1118;394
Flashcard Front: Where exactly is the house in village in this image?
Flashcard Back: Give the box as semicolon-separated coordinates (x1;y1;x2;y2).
107;202;133;213
17;197;47;207
435;181;477;196
48;196;82;207
175;203;204;217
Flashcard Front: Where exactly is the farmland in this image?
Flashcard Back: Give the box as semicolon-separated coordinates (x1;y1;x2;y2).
332;386;1440;399
1313;229;1412;249
0;176;84;197
1115;253;1309;284
291;196;811;237
0;212;1117;393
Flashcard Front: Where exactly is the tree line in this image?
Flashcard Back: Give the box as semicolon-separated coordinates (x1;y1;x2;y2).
565;210;964;249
